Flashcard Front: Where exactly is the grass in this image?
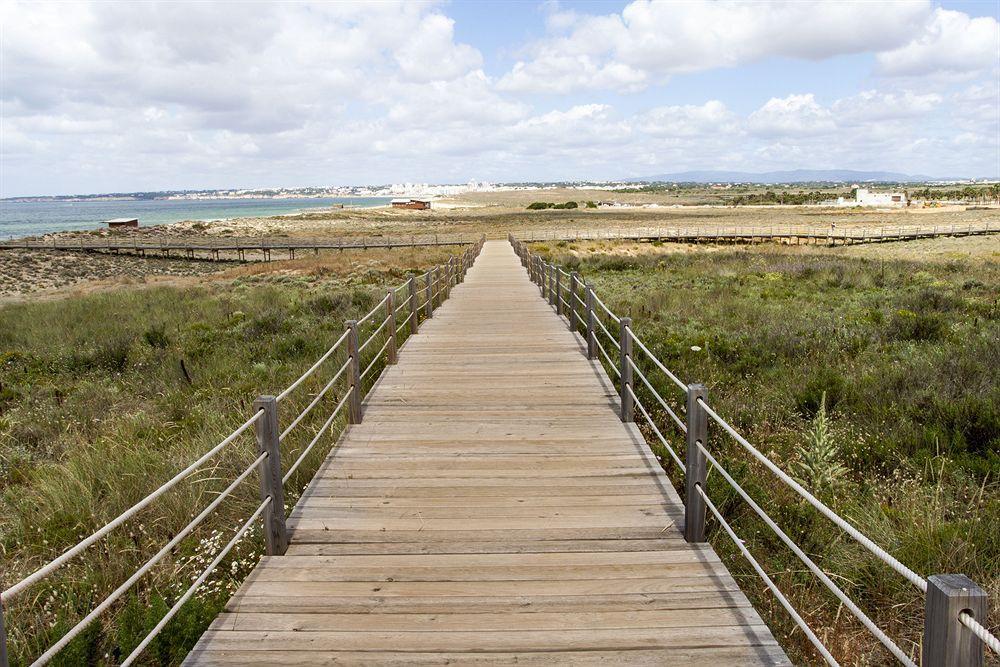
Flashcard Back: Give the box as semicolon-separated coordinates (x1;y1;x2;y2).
534;241;999;664
0;246;462;665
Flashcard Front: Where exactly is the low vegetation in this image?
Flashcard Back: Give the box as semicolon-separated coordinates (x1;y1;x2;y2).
534;241;999;664
526;201;578;210
0;247;460;664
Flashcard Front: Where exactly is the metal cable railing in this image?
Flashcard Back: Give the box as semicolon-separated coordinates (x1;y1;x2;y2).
0;235;486;666
508;233;997;665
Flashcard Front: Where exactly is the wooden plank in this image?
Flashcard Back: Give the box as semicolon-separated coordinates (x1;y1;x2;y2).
185;646;791;666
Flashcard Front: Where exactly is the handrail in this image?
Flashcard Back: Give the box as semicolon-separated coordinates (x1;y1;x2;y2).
282;391;352;484
275;329;350;403
119;496;272;666
358;314;391;353
695;440;916;665
626;355;685;433
695;484;839;666
357;293;391;327
1;408;264;602
592;311;620;350
2;234;487;666
627;328;686;392
591;292;620;324
593;335;619;377
626;384;683;470
510;221;999;247
29;450;268;665
697;396;928;592
279;358;351;442
507;232;995;665
0;232;485;252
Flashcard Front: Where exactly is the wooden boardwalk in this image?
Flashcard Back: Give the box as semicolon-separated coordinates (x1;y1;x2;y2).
186;241;788;665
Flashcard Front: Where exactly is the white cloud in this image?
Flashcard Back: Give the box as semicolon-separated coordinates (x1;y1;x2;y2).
877;9;1000;76
636;101;739;137
499;0;931;93
748;94;836;137
831;90;942;124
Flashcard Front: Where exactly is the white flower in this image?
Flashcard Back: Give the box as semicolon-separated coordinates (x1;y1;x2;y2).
690;346;702;352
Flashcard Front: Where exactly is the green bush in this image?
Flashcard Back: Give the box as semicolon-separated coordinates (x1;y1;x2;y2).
885;308;949;342
143;324;170;349
527;202;552;210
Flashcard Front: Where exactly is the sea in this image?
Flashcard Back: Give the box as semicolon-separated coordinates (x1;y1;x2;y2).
0;197;393;239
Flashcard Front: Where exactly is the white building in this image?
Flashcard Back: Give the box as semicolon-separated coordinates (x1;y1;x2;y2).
856;188;907;207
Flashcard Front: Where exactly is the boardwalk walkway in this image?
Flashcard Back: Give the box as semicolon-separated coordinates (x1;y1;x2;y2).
187;241;788;665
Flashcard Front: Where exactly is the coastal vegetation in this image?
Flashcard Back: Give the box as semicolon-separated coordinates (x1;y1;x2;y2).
531;240;999;663
526;201;579;210
0;246;461;664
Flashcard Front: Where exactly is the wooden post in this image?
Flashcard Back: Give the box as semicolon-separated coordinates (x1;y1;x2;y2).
569;272;579;332
585;283;597;359
345;321;362;424
0;595;7;667
619;318;633;422
386;290;398;365
253;396;288;556
541;262;548;299
408;275;419;335
555;267;562;316
549;262;559;308
425;272;433;319
685;383;708;543
924;574;987;667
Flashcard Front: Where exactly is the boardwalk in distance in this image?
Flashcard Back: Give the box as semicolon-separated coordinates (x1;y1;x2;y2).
187;241;788;665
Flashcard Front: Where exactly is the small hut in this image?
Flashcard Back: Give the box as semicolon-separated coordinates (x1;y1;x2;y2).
390;199;431;210
105;218;139;229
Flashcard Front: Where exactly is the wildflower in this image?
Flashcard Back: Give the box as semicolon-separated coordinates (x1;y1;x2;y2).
690;345;702;352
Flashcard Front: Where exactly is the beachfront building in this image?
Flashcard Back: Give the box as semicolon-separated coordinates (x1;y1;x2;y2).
105;218;139;228
391;198;431;210
856;188;907;207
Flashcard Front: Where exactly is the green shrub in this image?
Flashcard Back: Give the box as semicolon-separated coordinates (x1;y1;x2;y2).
886;308;948;342
527;202;553;210
143;324;170;349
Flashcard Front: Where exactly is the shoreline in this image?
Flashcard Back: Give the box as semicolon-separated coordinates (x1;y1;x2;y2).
0;197;393;241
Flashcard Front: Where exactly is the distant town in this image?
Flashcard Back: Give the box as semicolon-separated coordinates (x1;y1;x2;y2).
4;174;997;203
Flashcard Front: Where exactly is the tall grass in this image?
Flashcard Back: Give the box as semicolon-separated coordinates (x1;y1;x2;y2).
537;243;999;664
0;247;460;665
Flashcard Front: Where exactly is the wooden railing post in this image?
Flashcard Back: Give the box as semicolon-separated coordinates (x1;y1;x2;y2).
555;268;562;316
685;384;708;543
619;318;633;422
924;575;987;667
568;272;579;332
408;275;419;335
434;267;440;308
0;595;8;667
253;396;288;556
541;261;548;299
425;271;433;319
345;320;362;424
386;290;398;365
550;266;558;308
585;283;597;359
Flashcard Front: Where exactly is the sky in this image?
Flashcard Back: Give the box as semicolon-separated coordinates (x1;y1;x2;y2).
1;0;998;197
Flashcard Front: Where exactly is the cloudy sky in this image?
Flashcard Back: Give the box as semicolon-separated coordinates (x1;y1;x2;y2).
2;0;998;197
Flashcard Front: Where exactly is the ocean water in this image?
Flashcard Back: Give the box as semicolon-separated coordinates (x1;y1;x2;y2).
0;197;392;239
